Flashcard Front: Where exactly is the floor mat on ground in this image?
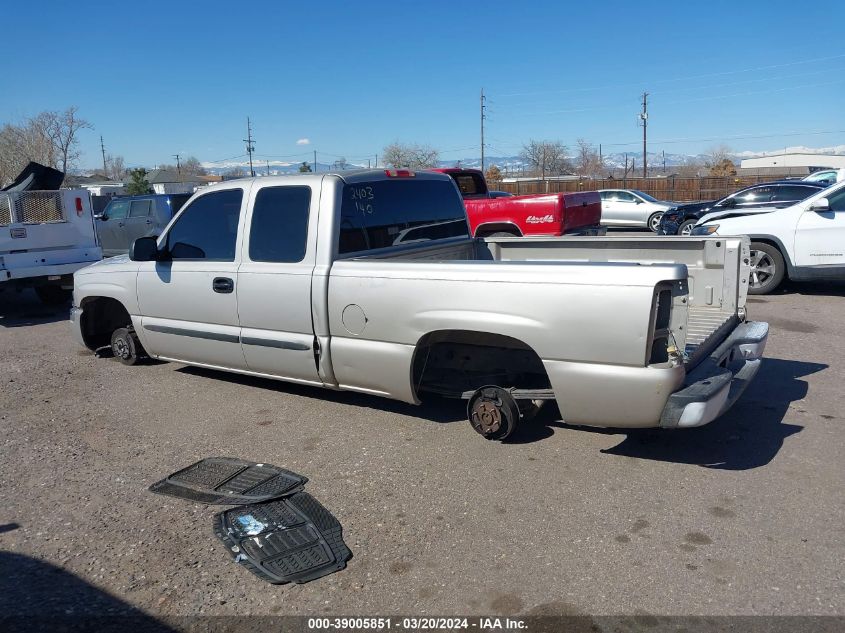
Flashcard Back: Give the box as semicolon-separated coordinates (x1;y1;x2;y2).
213;492;352;584
148;457;307;504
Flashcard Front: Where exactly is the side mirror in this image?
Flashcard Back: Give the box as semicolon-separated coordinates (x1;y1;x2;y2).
634;199;643;204
809;198;831;212
130;236;160;261
96;213;106;220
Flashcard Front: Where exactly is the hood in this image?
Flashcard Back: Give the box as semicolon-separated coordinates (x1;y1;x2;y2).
672;200;716;218
697;207;777;225
75;254;133;274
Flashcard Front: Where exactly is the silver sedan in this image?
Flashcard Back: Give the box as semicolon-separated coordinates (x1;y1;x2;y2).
598;189;675;232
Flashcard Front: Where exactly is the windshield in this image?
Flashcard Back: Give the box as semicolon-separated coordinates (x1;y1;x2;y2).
630;190;659;202
339;178;469;254
803;170;837;183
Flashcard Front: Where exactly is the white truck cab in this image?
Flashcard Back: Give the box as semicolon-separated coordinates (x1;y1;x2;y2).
694;180;845;294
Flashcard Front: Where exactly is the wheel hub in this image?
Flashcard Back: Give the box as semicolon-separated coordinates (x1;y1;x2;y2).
113;337;130;359
749;250;774;288
470;400;502;435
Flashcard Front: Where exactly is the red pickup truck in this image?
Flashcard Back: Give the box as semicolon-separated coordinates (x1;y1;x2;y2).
431;168;603;238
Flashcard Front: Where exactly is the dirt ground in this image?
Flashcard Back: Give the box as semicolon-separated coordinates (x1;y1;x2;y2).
0;282;843;624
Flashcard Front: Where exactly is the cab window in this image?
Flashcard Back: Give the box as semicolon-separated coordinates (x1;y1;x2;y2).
129;200;152;217
165;189;243;260
105;200;129;219
249;186;311;263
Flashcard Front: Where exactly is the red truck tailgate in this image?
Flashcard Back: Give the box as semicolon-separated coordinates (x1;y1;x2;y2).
558;191;602;233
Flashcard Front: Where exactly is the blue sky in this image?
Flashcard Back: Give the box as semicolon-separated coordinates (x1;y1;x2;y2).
4;0;844;169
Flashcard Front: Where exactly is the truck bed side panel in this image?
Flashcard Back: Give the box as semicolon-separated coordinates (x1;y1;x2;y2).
327;260;686;412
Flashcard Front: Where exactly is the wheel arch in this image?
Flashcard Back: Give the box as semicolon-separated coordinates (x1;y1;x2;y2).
474;222;524;238
78;296;133;350
410;329;550;401
748;234;795;278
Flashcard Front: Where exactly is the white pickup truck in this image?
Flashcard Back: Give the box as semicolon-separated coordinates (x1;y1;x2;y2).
1;189;102;304
71;170;768;440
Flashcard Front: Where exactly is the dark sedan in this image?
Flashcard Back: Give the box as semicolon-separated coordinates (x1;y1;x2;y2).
658;181;828;235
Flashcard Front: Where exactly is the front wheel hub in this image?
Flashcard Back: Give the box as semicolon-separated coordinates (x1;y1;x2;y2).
113;337;130;359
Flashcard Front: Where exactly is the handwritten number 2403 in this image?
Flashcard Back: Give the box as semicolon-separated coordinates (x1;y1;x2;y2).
350;187;374;214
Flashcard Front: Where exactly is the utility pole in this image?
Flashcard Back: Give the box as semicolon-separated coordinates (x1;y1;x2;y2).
639;92;648;178
375;154;378;169
313;150;317;173
172;154;182;182
623;153;628;188
480;88;486;174
662;150;666;174
599;143;603;173
244;117;255;177
266;160;270;176
100;136;108;176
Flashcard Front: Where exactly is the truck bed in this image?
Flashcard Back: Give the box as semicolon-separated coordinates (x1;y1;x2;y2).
358;234;749;371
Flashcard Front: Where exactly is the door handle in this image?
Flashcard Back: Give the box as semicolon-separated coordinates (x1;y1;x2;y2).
212;277;234;294
118;222;125;227
145;219;153;225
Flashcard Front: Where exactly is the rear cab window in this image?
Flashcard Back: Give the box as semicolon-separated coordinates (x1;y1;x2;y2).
449;172;487;198
249;186;311;263
338;177;469;254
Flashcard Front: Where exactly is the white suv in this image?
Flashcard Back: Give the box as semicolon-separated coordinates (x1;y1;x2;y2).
693;180;845;294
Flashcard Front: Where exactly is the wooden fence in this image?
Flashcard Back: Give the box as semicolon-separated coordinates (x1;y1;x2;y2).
494;175;794;203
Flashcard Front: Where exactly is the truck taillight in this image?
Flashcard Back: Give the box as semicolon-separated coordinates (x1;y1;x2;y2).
384;169;415;178
648;284;674;365
75;197;83;216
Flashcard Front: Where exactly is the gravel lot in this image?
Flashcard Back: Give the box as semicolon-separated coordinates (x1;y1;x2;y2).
1;282;843;622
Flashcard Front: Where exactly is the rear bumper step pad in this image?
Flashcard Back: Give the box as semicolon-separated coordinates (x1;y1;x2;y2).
148;457;307;504
213;492;352;584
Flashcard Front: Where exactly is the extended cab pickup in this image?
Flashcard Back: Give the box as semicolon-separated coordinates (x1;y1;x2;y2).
431;168;603;238
71;169;768;440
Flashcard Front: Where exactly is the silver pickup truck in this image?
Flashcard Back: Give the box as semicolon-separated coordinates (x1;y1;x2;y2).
71;169;768;440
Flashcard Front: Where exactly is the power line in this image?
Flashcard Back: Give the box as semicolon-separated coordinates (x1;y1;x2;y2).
496;52;845;98
205;153;248;164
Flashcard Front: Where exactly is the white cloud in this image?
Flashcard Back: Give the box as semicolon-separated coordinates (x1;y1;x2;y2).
296;138;310;146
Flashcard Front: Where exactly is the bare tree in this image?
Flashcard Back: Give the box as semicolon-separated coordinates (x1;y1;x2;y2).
223;167;247;179
0;117;57;185
332;157;349;170
705;145;736;177
0;107;92;185
47;107;93;174
520;140;571;179
574;139;603;178
180;156;207;176
676;156;705;177
104;154;126;180
382;142;440;169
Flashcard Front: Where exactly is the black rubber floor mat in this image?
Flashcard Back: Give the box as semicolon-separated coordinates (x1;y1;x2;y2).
148;457;307;504
213;492;352;584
